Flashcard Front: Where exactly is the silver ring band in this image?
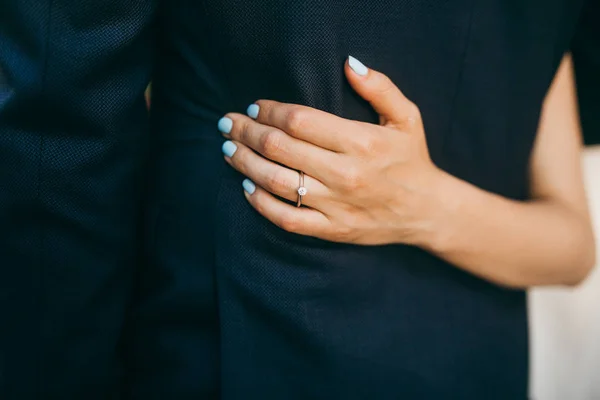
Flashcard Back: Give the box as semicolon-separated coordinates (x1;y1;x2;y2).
296;171;306;207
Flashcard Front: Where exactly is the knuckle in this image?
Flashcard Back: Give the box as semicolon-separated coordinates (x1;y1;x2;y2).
378;76;396;94
343;166;365;191
285;107;308;134
260;130;283;156
405;102;422;123
266;169;290;193
279;213;299;232
332;224;354;242
355;133;381;154
238;120;251;142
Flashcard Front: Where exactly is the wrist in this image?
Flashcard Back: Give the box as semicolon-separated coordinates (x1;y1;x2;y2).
404;166;461;252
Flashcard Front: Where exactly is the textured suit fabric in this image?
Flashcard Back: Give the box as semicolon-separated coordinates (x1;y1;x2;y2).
0;1;598;399
127;1;596;399
0;1;157;399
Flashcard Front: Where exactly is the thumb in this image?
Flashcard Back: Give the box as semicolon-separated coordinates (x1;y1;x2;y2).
345;56;417;127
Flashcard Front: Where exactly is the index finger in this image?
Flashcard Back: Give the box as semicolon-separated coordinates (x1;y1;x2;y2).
249;100;359;153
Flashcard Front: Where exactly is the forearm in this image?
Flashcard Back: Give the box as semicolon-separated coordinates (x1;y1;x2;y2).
415;170;596;288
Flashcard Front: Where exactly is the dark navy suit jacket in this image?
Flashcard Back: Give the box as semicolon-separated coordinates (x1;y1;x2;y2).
0;1;598;399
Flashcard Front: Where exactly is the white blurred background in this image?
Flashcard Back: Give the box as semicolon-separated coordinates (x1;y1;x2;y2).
530;145;600;400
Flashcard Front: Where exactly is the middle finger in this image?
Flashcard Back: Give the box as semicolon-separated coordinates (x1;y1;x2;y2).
221;113;340;184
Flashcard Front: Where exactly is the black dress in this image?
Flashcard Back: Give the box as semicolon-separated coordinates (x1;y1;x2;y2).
0;0;597;399
131;1;596;398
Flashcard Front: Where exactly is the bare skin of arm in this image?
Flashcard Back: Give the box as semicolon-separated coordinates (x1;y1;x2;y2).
220;54;595;289
422;55;595;288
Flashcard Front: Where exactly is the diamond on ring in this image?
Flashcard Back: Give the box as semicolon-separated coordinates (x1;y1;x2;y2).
297;171;306;207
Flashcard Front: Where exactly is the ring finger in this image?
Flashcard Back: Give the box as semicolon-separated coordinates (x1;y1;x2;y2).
223;140;330;208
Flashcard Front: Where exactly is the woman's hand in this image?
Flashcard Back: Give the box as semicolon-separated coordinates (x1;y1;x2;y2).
216;55;595;287
217;56;444;246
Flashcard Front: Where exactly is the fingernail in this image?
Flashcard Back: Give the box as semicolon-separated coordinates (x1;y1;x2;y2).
348;55;368;76
242;179;256;195
222;141;237;157
247;104;260;119
218;117;233;134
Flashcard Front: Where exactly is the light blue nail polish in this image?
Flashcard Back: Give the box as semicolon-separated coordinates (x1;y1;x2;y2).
222;141;237;157
247;104;260;119
348;55;368;76
243;179;256;195
218;117;233;134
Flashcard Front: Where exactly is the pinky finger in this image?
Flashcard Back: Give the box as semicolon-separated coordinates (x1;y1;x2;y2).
242;179;331;237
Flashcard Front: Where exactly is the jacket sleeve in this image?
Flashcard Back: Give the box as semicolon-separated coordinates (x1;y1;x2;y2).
572;0;600;145
0;1;156;398
119;5;221;396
